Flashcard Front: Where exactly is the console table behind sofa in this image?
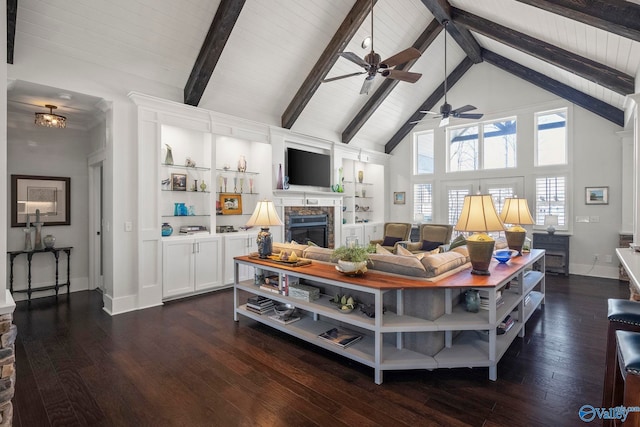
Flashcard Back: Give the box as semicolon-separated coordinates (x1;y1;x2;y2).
234;249;545;384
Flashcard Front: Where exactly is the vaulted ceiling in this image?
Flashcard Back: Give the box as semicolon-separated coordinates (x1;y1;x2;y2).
7;0;640;152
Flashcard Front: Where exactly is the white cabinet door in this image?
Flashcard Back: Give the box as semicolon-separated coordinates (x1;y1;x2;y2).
163;239;195;298
194;236;223;291
223;233;257;284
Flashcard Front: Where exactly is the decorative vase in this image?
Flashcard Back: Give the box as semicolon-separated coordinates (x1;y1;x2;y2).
200;180;207;192
161;223;173;237
34;223;44;250
277;164;284;190
238;155;247;172
43;234;56;248
358;170;364;183
283;176;289;190
337;260;368;275
164;144;174;165
465;290;480;313
174;202;187;216
23;228;32;251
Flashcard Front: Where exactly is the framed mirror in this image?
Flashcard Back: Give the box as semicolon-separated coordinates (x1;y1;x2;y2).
11;175;71;227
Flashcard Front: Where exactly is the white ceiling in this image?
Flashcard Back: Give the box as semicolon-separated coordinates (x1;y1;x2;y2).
8;0;640;147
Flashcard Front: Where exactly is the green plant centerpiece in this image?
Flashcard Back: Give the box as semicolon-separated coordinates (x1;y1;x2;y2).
332;244;374;275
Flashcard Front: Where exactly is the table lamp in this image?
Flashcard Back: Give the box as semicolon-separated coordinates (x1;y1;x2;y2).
455;194;505;275
245;199;283;258
544;215;558;234
499;198;534;255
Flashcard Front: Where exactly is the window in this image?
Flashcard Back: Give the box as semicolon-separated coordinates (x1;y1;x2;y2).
448;118;517;172
413;184;433;222
535;109;567;166
447;188;470;225
415;131;434;174
535;176;566;227
487;186;515;216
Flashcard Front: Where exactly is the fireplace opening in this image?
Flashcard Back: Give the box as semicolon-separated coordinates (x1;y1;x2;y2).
288;214;328;247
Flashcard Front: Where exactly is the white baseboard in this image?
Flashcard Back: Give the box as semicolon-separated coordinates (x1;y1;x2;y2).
569;263;620;279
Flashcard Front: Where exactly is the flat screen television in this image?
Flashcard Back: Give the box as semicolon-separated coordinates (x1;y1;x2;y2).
286;148;331;187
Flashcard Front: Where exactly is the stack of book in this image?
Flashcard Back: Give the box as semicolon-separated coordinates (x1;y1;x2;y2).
318;327;363;348
497;315;515;335
246;295;274;314
478;289;504;310
259;274;281;294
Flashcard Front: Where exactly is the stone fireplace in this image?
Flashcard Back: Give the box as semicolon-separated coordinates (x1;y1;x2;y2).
284;206;335;248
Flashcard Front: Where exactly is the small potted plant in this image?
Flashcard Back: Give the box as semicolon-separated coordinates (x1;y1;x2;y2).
332;244;374;274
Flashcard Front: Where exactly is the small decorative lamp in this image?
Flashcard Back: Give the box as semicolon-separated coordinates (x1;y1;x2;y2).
455;195;505;275
245;199;283;258
499;198;534;255
544;215;558;235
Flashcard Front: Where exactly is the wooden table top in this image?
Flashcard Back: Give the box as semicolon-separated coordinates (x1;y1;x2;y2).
235;249;544;290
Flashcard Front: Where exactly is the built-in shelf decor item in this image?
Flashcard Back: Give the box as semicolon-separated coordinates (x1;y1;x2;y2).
544;215;558;234
164;144;174;165
585;186;608;205
238;155;247;172
43;234;56;248
11;175;71;227
393;192;405;205
331;167;344;193
174;202;188;216
358;170;364;183
171;173;187;191
220;194;243;215
161;223;173;236
499;198;534;255
454;194;505;276
185;157;196;168
161;178;170;190
276;163;284;190
200;180;207;192
245;199;283;258
35;104;66;128
249;178;254;194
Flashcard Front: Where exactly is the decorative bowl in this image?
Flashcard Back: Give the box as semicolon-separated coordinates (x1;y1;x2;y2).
330;294;357;313
273;303;296;317
493;249;518;264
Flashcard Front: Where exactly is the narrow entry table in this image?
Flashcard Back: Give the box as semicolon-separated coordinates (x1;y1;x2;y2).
8;247;72;301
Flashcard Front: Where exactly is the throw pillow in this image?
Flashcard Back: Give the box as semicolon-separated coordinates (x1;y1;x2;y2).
381;236;402;247
396;244;427;260
376;244;392;254
448;234;466;250
421;240;442;251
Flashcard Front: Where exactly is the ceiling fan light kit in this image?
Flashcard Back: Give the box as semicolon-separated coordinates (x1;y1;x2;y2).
323;0;422;95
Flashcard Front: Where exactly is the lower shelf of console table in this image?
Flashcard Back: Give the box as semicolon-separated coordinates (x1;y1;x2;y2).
233;249;545;384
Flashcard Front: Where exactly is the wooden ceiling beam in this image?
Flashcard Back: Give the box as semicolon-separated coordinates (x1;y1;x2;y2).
419;0;482;63
7;0;17;64
281;0;374;129
385;56;474;154
184;0;246;106
452;7;634;96
341;19;442;144
483;49;624;127
515;0;640;43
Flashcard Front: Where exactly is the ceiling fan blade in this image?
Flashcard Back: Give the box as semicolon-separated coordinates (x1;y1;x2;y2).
452;105;477;114
322;71;367;83
410;115;442;124
380;47;421;68
419;110;439;115
340;52;370;69
457;113;484;119
439;117;450;127
381;69;422;83
360;75;375;95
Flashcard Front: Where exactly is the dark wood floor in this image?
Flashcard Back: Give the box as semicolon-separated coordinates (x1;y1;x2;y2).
12;274;629;427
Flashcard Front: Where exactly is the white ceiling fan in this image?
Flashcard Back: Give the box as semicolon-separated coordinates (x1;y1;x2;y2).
322;0;423;95
412;20;483;127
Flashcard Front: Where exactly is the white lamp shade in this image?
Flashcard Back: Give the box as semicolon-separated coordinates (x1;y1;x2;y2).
544;215;559;226
245;200;283;227
500;198;534;225
455;195;505;233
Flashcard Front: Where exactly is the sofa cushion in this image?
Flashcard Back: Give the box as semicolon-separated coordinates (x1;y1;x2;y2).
272;242;308;258
382;236;403;247
369;253;427;277
450;245;470;262
421;252;467;278
302;246;334;262
421;240;442;251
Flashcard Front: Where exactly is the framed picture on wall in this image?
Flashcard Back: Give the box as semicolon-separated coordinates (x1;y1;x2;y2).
171;173;187;191
220;194;243;215
393;192;406;205
585;186;608;205
11;175;71;227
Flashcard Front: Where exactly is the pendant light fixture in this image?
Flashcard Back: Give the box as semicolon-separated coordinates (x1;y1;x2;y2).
35;104;67;128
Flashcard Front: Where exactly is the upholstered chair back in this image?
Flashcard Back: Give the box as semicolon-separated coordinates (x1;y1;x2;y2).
419;223;454;245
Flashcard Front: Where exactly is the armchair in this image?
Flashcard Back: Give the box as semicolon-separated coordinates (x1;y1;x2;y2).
370;222;412;252
405;223;454;254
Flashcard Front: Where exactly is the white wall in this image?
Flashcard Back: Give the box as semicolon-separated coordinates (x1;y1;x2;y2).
7;124;91;298
388;62;624;279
